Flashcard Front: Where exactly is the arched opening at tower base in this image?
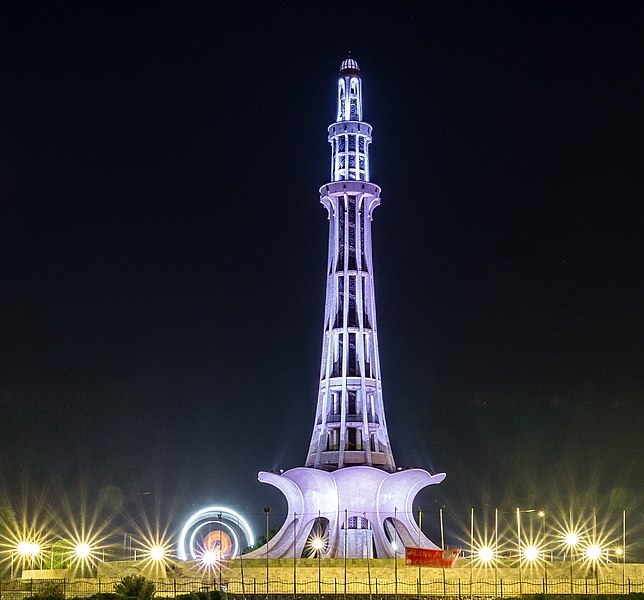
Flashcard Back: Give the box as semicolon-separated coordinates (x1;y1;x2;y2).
302;516;330;558
341;514;374;558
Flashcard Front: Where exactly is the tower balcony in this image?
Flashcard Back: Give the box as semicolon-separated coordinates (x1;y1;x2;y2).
315;450;390;467
320;376;379;392
319;413;380;427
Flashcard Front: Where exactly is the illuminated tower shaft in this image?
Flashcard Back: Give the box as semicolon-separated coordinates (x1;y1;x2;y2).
306;59;395;472
245;59;445;560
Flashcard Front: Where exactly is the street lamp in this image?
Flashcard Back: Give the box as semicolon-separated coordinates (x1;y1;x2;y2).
150;546;165;561
524;545;539;562
478;547;494;563
17;542;35;557
218;513;223;592
264;507;270;600
312;537;324;598
586;543;602;585
565;531;580;592
17;541;40;563
586;544;602;560
74;543;91;559
201;549;218;567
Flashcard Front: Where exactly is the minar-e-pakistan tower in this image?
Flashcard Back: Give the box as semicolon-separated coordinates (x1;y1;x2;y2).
246;58;445;559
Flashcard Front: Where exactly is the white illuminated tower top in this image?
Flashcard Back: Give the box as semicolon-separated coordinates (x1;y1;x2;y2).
306;58;395;472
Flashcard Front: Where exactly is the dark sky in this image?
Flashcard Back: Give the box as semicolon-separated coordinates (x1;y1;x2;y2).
1;2;642;549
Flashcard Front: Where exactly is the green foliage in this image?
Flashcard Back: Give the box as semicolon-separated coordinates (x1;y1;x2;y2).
26;582;65;600
242;526;279;554
175;592;224;600
113;576;156;600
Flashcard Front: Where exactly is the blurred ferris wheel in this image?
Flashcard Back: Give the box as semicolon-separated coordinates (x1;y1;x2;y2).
177;506;255;561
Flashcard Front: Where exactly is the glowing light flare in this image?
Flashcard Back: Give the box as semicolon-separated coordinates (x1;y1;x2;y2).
467;527;502;568
0;491;53;571
17;541;40;557
586;544;602;560
306;533;328;559
74;543;91;559
524;545;540;562
565;532;580;547
199;549;219;567
614;547;624;557
63;533;103;570
136;533;174;569
150;546;165;561
478;547;494;563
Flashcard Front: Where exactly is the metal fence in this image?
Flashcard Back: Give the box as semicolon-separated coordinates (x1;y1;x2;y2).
0;578;642;599
224;577;643;596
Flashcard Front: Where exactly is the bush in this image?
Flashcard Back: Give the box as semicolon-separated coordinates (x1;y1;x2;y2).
29;582;65;600
175;592;224;600
69;595;118;600
113;576;155;600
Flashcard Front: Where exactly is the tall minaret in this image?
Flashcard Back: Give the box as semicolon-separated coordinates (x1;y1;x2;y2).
306;58;396;473
243;59;444;560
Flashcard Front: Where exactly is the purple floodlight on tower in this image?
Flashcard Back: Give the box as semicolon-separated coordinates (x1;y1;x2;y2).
305;57;393;472
243;58;445;560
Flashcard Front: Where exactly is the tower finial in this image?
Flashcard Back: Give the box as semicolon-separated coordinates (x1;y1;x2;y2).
340;55;360;76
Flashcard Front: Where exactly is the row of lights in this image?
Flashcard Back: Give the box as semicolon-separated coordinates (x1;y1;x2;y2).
475;532;622;564
13;541;167;562
12;539;227;571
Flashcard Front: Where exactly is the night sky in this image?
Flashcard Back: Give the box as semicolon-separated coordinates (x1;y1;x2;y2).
1;2;642;549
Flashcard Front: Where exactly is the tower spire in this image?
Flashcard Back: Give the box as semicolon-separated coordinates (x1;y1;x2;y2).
306;58;395;472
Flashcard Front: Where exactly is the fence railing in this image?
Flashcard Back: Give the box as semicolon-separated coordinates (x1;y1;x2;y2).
0;577;642;598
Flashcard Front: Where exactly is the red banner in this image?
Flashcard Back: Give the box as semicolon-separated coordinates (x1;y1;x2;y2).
405;547;461;568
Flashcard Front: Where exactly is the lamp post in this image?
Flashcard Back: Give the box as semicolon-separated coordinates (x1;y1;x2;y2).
218;512;223;592
312;535;324;599
622;510;626;591
494;508;499;591
264;507;270;600
17;541;40;573
478;544;494;596
586;543;602;590
417;507;422;594
393;507;398;600
365;511;372;600
238;515;246;600
293;512;297;600
538;510;548;560
150;544;165;581
565;532;579;594
440;507;446;598
344;509;348;600
516;508;522;596
469;508;474;600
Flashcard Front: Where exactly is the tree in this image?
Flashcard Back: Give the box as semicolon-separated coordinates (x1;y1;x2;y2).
114;576;155;600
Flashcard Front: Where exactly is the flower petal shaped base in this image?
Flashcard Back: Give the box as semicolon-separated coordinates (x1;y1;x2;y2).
244;466;445;558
